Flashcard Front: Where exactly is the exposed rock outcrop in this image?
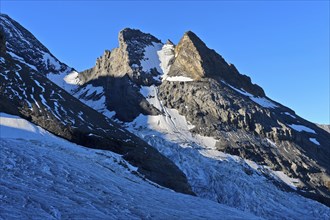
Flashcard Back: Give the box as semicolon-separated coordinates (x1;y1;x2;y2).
0;28;5;55
317;124;330;134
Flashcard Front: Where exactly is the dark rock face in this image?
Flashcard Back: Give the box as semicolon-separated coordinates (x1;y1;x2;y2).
77;75;160;122
168;31;265;97
0;28;5;55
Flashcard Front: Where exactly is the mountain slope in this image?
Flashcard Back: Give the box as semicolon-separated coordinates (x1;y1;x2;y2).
0;113;260;219
69;27;330;213
0;15;193;195
158;33;330;205
0;14;69;75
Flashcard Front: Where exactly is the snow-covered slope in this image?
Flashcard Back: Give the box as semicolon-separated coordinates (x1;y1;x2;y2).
0;113;260;219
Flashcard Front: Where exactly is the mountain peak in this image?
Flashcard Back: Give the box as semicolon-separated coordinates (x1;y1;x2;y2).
169;30;265;96
80;27;163;83
167;31;206;80
118;27;161;46
183;31;204;44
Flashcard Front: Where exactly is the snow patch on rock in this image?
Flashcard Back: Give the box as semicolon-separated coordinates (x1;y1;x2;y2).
8;51;38;71
140;42;163;73
64;71;81;85
250;96;278;109
166;76;194;82
42;52;61;70
288;124;316;134
309;138;320;146
157;43;175;81
46;68;81;94
222;81;278;109
284;112;296;119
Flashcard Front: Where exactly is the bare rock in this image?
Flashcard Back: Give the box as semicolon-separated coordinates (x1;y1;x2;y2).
168;31;265;97
0;28;5;55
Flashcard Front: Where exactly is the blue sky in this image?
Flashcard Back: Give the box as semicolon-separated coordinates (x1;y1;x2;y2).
1;1;329;124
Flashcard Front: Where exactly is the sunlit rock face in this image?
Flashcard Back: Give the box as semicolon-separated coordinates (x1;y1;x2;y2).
168;31;265;97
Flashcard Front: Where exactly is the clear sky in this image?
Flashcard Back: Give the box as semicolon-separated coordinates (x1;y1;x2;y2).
1;1;329;124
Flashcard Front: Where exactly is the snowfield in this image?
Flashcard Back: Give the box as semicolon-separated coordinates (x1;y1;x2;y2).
0;113;260;219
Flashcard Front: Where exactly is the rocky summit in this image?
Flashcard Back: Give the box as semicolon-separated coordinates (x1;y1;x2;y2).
79;28;162;84
73;28;163;121
169;31;265;96
1;13;330;220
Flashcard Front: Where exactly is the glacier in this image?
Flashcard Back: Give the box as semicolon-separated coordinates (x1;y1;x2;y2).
0;112;260;219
